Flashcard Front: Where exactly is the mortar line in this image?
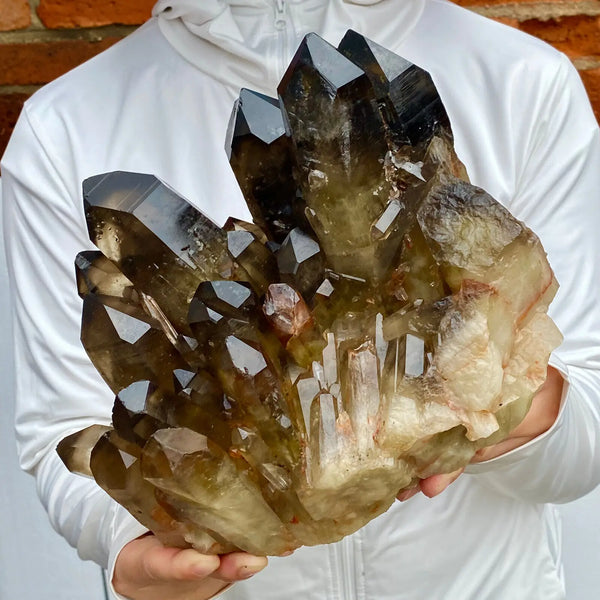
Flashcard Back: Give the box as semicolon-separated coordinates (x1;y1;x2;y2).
0;85;42;95
573;56;600;69
470;0;600;21
0;25;137;44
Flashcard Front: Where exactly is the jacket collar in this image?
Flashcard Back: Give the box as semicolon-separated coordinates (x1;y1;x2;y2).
153;0;389;22
152;0;426;94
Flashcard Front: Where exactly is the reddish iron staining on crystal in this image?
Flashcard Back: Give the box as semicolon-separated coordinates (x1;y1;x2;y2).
59;31;561;556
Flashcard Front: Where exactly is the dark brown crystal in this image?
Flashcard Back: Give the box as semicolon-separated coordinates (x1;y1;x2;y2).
338;29;451;146
227;89;307;243
84;172;234;331
59;30;562;558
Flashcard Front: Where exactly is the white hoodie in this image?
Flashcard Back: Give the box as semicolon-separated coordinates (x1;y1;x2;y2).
2;1;600;599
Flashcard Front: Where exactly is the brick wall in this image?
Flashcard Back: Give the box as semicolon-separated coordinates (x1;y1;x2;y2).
0;0;154;160
1;0;599;161
455;1;600;122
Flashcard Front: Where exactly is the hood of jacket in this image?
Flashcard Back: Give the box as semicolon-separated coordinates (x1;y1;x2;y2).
152;0;426;94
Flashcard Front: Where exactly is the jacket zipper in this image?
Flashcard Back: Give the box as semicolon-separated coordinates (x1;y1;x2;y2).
274;0;289;79
275;0;285;20
274;3;355;595
337;535;357;599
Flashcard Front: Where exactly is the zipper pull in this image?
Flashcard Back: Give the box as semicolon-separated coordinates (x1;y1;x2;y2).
275;0;286;30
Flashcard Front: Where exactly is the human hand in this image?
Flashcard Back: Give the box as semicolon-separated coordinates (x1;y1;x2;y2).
113;534;268;600
396;468;465;502
396;366;564;502
470;366;563;463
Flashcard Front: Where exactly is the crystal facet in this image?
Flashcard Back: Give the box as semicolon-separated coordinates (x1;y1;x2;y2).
59;31;562;558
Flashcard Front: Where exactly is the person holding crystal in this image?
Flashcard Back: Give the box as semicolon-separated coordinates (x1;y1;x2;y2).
2;1;599;599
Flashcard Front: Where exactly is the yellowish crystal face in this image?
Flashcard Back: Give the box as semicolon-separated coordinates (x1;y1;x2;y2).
59;31;562;556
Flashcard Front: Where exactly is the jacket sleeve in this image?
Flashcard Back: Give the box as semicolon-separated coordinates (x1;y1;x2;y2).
1;106;148;596
465;55;600;504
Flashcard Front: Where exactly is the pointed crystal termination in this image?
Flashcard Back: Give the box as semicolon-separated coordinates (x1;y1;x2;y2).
226;228;279;295
338;30;451;146
83;171;234;330
211;333;300;467
277;33;396;279
340;340;380;455
162;369;234;451
262;283;325;371
112;380;168;446
142;428;296;556
276;228;325;297
63;31;563;559
89;428;219;551
227;89;309;243
223;218;269;244
75;251;141;316
187;279;258;351
193;280;257;320
81;295;154;393
263;283;313;341
57;424;112;477
76;251;202;386
81;294;189;394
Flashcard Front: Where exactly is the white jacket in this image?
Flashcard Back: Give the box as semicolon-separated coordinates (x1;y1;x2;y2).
2;1;600;598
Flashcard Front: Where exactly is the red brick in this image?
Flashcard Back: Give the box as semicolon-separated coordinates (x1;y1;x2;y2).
0;0;31;31
453;0;500;5
0;38;121;86
579;68;600;123
38;0;155;28
453;0;565;5
452;0;518;5
490;16;520;27
0;93;29;162
520;16;600;58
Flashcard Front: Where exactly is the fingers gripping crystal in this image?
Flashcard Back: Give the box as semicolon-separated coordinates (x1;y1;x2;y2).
59;31;562;556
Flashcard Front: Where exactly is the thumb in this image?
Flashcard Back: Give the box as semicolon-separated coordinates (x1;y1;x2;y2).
119;535;220;586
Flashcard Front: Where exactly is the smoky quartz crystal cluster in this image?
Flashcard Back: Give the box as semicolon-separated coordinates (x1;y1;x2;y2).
58;31;562;556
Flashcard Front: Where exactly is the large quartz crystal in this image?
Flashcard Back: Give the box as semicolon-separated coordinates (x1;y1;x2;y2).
58;31;562;556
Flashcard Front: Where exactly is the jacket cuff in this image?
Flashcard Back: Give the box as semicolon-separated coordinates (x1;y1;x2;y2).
106;514;149;600
106;515;234;600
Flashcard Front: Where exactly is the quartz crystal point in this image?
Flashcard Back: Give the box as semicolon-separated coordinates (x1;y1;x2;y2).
227;89;307;242
59;31;563;557
338;29;451;146
83;172;235;330
278;33;406;282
